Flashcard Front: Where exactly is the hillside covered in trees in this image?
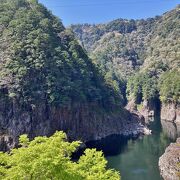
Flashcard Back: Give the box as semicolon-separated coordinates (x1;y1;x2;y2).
0;0;122;108
71;5;180;105
0;0;146;154
0;0;179;179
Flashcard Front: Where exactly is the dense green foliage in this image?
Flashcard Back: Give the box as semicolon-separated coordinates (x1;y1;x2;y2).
0;131;120;179
0;0;123;108
71;18;155;56
71;17;160;102
159;70;180;103
126;73;158;103
126;69;180;104
71;6;180;104
71;17;159;78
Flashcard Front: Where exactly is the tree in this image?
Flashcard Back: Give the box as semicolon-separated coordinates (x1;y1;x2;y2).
0;131;120;180
159;69;180;103
0;0;123;109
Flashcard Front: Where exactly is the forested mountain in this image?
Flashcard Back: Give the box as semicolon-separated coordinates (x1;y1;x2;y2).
0;0;123;178
0;0;179;179
0;0;122;108
71;16;158;78
0;0;140;152
71;5;180;104
0;0;150;157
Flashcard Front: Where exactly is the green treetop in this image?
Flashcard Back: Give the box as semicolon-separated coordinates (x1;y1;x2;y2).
0;131;120;180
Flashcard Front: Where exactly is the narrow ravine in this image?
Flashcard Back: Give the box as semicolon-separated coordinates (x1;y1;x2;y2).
106;115;179;180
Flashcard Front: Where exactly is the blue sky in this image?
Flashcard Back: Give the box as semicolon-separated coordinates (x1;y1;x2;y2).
39;0;179;26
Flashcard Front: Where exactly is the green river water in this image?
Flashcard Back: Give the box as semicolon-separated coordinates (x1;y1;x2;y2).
106;116;180;180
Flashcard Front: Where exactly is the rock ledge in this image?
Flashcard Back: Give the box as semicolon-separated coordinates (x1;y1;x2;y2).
159;138;180;180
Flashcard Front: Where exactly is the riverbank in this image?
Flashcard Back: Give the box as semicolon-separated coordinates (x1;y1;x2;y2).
72;111;151;158
159;138;180;180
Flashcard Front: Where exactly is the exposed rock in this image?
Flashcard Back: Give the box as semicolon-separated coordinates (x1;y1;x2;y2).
0;97;149;151
0;134;15;152
159;138;180;180
126;99;157;118
126;99;150;124
139;99;160;121
161;103;180;123
126;99;137;112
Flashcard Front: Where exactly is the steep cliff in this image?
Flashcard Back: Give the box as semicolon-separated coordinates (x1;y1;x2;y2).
0;0;147;151
161;103;180;123
126;98;159;121
159;138;180;180
161;119;180;141
0;97;149;151
160;70;180;127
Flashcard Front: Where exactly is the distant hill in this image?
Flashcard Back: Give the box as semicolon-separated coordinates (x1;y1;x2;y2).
71;5;180;103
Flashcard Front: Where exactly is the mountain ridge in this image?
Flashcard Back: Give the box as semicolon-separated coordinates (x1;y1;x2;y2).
71;5;180;121
0;0;147;151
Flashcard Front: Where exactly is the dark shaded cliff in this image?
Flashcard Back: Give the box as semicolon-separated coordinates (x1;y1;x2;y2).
0;97;147;151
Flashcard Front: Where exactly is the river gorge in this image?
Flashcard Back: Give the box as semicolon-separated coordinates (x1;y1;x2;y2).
0;1;179;179
106;116;180;180
82;114;180;180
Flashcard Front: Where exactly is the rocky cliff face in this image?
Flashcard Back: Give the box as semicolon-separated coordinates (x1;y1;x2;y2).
139;99;160;120
161;103;180;123
0;96;149;151
161;119;180;141
159;138;180;180
126;98;160;123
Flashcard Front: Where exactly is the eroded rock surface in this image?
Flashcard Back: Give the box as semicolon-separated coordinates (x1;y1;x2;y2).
0;97;149;151
159;138;180;180
161;103;180;124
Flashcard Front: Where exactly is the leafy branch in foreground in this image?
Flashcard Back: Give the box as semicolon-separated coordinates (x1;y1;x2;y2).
0;131;120;180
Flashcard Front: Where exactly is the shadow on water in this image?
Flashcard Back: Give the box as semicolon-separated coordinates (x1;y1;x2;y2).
72;134;133;160
85;135;133;156
73;114;180;180
106;115;180;180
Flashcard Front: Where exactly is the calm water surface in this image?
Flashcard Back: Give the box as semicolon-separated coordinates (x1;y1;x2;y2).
106;116;180;180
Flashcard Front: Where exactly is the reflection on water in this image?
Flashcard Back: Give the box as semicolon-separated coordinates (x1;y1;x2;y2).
106;116;179;180
86;135;129;156
161;119;180;140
